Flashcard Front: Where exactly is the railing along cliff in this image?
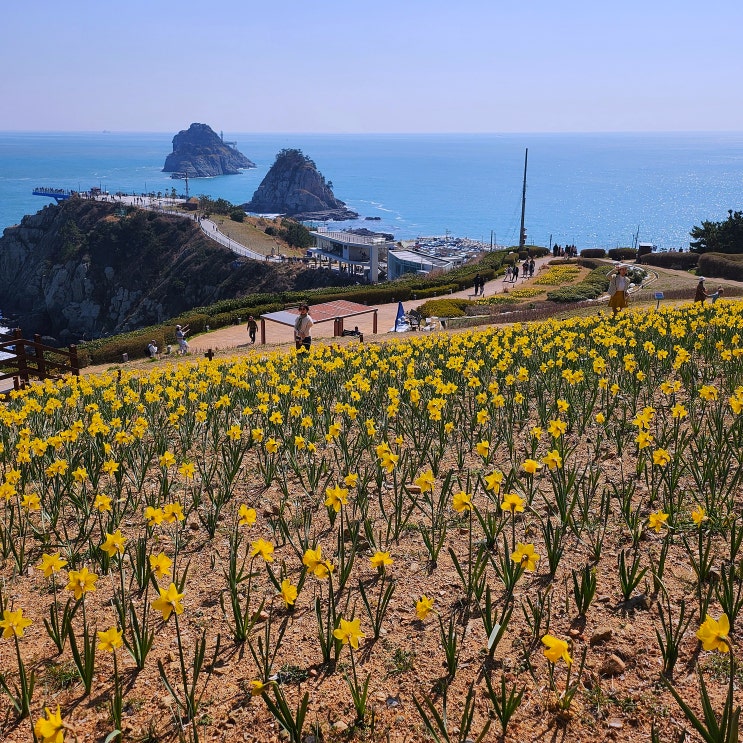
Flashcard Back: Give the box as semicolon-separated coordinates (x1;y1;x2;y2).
0;329;80;396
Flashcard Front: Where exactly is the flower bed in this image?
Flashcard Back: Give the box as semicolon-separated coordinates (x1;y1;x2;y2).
1;302;742;742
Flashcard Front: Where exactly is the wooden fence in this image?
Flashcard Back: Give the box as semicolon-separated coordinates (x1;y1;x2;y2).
0;329;80;395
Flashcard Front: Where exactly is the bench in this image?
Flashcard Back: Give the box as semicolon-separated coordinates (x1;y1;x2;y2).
342;329;364;342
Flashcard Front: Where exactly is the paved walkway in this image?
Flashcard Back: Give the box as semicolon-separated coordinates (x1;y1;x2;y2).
187;256;555;354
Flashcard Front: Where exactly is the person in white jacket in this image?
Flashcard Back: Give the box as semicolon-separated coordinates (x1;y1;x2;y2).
294;305;314;351
608;264;630;315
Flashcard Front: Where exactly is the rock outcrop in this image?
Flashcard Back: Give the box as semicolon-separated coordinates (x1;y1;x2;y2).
245;149;358;221
163;123;255;178
0;199;356;344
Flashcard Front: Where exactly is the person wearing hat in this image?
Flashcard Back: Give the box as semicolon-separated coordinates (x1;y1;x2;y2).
175;324;190;355
694;277;710;303
147;340;158;358
608;264;630;315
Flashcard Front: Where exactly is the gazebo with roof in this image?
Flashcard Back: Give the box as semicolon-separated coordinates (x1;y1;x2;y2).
259;300;378;344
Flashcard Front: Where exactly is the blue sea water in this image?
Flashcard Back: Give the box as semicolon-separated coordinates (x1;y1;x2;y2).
1;131;743;251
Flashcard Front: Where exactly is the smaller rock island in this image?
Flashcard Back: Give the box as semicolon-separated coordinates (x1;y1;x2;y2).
163;123;255;178
244;149;358;221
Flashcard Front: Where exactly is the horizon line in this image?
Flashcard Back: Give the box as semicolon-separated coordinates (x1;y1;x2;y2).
2;128;743;136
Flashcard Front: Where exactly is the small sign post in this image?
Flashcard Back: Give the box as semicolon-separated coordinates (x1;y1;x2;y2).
654;292;664;310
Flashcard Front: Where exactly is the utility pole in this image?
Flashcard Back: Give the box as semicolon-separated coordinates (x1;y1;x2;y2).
519;148;528;249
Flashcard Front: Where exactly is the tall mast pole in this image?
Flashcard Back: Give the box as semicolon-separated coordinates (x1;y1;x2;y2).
519;148;528;249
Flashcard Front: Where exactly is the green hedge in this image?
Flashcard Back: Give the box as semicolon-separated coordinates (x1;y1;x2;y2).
698;252;743;281
577;258;604;270
639;251;699;269
417;298;474;318
580;248;607;258
607;248;638;261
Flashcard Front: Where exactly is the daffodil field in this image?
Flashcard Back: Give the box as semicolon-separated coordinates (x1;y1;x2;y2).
1;302;742;742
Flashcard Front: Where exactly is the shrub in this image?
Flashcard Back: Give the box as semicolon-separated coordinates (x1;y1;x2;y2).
229;210;245;222
638;244;653;259
608;248;638;261
577;258;604;270
580;248;607;258
698;252;743;281
639;251;699;269
417;298;473;318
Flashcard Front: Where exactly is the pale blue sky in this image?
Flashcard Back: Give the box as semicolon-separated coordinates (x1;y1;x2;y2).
2;0;742;132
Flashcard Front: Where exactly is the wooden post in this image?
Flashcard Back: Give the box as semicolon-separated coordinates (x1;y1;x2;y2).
373;310;378;334
260;318;266;345
204;349;214;361
14;329;28;385
34;334;46;379
68;345;80;376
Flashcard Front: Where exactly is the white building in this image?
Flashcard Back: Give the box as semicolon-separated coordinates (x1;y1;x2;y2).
387;248;459;280
310;230;388;282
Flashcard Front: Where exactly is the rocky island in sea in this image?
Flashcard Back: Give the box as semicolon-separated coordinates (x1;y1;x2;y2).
163;123;255;178
244;148;358;221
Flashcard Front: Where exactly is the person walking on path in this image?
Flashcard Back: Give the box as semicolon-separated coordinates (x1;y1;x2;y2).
695;277;710;303
513;263;519;282
473;273;482;296
175;324;190;355
608;264;630;315
247;316;258;344
294;304;314;351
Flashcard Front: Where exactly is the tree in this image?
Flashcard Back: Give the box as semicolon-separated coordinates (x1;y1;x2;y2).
690;210;743;253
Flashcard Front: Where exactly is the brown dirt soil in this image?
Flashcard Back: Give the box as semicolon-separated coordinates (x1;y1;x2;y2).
2;266;742;743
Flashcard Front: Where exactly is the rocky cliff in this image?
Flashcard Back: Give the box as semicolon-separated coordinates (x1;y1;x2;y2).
163;123;255;178
245;149;358;221
0;199;356;344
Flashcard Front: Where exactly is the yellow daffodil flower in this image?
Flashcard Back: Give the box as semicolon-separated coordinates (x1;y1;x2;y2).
162;502;185;523
152;582;185;621
0;608;33;638
542;449;563;470
501;493;525;514
37;552;68;578
34;705;65;743
100;529;127;558
452;490;473;513
696;613;730;653
370;551;393;570
483;470;504;493
250;539;274;562
333;617;366;649
648;510;669;533
66;567;98;600
691;506;708;526
324;484;349;512
413;470;435;493
280;579;298;608
511;542;540;572
97;626;123;652
416;595;434;620
542;634;572;665
149;552;173;580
